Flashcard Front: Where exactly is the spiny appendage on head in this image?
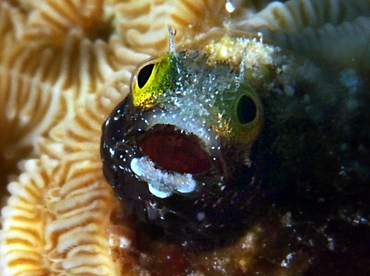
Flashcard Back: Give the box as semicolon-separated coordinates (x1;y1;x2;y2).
100;36;267;247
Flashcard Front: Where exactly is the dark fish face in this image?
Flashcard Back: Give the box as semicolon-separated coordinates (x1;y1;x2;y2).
101;33;370;258
100;49;266;247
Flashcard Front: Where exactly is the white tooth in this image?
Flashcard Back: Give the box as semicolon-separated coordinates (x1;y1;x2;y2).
130;157;197;198
148;182;172;198
130;157;141;176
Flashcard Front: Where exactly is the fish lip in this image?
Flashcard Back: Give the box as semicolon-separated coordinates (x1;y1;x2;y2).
145;108;220;151
139;124;213;175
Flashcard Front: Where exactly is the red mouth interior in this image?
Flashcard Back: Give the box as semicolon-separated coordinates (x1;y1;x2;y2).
140;125;212;175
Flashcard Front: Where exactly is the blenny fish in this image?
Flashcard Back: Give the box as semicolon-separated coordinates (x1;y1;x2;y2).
101;30;370;250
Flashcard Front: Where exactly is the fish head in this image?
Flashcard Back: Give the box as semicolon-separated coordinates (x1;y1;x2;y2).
101;44;266;244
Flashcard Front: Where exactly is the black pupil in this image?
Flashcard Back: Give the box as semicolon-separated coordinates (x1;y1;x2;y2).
237;95;257;124
137;63;155;88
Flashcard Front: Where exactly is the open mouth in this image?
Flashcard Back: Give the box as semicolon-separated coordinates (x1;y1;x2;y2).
139;124;212;175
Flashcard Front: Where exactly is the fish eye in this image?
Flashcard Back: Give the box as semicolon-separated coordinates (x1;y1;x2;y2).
237;95;257;124
131;55;170;109
137;63;155;88
228;89;263;144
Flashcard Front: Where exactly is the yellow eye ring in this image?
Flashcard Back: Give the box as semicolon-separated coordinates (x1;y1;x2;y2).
236;95;258;124
131;58;159;109
131;55;172;109
131;57;158;91
137;63;155;88
227;87;263;144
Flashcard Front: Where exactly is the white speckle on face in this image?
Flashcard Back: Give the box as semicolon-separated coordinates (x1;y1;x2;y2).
196;212;206;221
130;157;197;198
225;1;236;13
281;252;295;268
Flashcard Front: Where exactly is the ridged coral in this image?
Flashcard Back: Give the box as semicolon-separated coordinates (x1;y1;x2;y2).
237;0;370;75
0;0;255;275
0;0;369;275
238;0;370;31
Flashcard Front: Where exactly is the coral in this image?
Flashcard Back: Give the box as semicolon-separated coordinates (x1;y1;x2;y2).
0;0;369;275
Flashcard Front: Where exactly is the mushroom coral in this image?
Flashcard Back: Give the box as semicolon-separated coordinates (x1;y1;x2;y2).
0;0;369;276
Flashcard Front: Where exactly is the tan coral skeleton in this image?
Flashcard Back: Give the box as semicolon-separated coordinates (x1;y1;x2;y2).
0;0;370;275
